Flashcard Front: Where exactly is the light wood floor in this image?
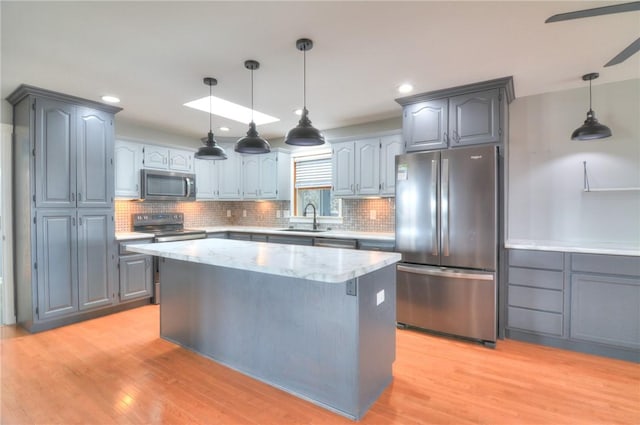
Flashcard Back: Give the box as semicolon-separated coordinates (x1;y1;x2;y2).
1;305;638;424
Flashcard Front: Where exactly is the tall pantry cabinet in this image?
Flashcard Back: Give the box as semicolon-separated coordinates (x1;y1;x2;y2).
8;85;122;332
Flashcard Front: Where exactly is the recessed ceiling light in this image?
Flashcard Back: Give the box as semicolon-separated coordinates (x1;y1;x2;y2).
101;95;120;103
294;109;303;116
398;83;413;94
219;126;230;132
184;96;279;126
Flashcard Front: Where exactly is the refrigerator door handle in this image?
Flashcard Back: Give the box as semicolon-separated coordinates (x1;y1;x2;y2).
441;158;450;257
397;264;494;281
430;159;438;256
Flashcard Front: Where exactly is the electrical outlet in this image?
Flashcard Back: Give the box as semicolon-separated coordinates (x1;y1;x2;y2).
376;290;385;306
226;210;231;217
276;210;281;218
370;210;377;220
243;210;247;217
284;210;290;218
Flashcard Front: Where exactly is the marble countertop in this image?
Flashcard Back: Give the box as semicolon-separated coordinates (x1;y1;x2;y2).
506;239;640;256
126;238;401;283
116;227;394;242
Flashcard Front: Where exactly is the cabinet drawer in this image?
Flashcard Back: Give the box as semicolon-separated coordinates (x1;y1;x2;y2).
571;253;640;278
119;239;153;255
251;234;268;242
358;240;395;252
508;267;563;290
508;249;564;270
228;232;251;241
508;285;563;313
267;235;314;246
508;306;563;336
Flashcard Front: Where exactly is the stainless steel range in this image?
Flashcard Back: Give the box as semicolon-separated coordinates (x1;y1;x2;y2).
132;213;206;303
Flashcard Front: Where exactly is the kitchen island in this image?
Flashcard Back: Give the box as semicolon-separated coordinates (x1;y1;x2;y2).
127;238;401;420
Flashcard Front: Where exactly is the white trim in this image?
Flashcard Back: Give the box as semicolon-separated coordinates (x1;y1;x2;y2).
1;123;16;325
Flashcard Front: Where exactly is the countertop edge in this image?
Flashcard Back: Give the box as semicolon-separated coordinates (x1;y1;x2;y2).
505;241;640;257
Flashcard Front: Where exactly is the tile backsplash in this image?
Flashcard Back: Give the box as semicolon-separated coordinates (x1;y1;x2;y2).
115;198;395;233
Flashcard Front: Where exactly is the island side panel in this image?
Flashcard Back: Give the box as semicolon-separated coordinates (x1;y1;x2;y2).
356;264;396;417
159;258;363;418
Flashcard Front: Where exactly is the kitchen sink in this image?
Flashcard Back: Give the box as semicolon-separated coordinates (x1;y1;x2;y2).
278;228;327;233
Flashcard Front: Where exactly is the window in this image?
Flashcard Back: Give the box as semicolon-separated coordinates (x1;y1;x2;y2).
293;154;341;217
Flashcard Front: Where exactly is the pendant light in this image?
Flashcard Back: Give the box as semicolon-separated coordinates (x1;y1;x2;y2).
195;77;227;160
284;38;325;146
571;73;612;140
235;60;271;154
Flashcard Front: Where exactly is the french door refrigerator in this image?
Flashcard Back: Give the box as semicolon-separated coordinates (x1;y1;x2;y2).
395;144;498;346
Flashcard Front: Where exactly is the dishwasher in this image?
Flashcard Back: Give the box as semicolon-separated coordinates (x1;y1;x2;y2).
313;237;357;249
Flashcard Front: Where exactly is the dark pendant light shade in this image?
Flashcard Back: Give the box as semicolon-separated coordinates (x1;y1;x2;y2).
571;73;612;141
285;38;325;147
235;60;271;154
195;77;227;160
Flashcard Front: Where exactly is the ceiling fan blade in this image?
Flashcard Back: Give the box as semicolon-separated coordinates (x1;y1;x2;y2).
604;37;640;67
545;1;640;23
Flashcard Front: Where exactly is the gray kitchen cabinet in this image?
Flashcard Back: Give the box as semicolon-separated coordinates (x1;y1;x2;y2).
506;248;640;362
143;145;194;172
396;77;514;151
332;133;403;198
207;232;228;239
8;85;121;332
448;89;501;147
569;254;639;351
355;138;380;196
379;135;404;196
332;141;356;197
242;151;290;200
267;235;314;246
402;98;448;151
34;99;114;209
506;249;565;337
119;254;152;301
228;232;251;241
114;140;143;198
216;144;242;199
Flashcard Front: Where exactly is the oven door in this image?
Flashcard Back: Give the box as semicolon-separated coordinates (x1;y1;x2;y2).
141;169;196;201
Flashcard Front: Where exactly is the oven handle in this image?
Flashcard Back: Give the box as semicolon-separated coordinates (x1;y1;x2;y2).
397;264;494;281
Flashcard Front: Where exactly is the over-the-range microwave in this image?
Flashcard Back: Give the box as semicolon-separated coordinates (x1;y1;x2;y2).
140;169;196;201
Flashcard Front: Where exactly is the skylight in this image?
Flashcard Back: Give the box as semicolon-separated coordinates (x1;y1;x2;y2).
184;96;279;126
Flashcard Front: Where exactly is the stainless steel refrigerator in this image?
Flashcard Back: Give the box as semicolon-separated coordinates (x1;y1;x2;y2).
395;144;498;345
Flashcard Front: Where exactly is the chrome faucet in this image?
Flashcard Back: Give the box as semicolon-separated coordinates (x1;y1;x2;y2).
303;202;318;230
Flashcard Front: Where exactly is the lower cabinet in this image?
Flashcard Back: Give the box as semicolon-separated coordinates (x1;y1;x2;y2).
119;254;153;301
506;249;640;361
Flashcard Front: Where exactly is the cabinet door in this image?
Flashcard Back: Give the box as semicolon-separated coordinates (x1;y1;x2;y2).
332;141;355;196
449;89;500;146
119;254;152;301
169;149;193;172
76;107;114;208
77;210;115;311
143;145;169;169
114;140;142;198
403;99;448;151
259;153;278;199
194;158;216;199
380;135;404;196
35;98;76;208
36;210;78;319
218;146;242;199
242;155;261;199
355;139;380;195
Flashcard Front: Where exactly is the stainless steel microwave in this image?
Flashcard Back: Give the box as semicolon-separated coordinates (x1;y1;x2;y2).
140;169;196;201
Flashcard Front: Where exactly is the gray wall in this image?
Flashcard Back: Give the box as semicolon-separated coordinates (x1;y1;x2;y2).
507;78;640;248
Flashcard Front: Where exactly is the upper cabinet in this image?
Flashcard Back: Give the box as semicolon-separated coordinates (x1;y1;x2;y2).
397;77;514;152
143;145;194;172
242;151;290;200
114;140;143;198
332;133;404;198
33;97;115;209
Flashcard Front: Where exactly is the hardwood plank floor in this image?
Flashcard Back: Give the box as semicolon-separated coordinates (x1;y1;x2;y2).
1;305;638;424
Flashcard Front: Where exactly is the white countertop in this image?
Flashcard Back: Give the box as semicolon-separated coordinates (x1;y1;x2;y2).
116;227;394;242
506;239;640;257
126;238;401;283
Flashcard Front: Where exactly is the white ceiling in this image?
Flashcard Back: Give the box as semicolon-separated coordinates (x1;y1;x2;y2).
2;1;639;142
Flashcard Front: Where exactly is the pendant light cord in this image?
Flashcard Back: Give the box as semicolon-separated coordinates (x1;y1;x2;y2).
251;67;255;122
209;84;213;133
588;78;592;112
303;48;307;109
